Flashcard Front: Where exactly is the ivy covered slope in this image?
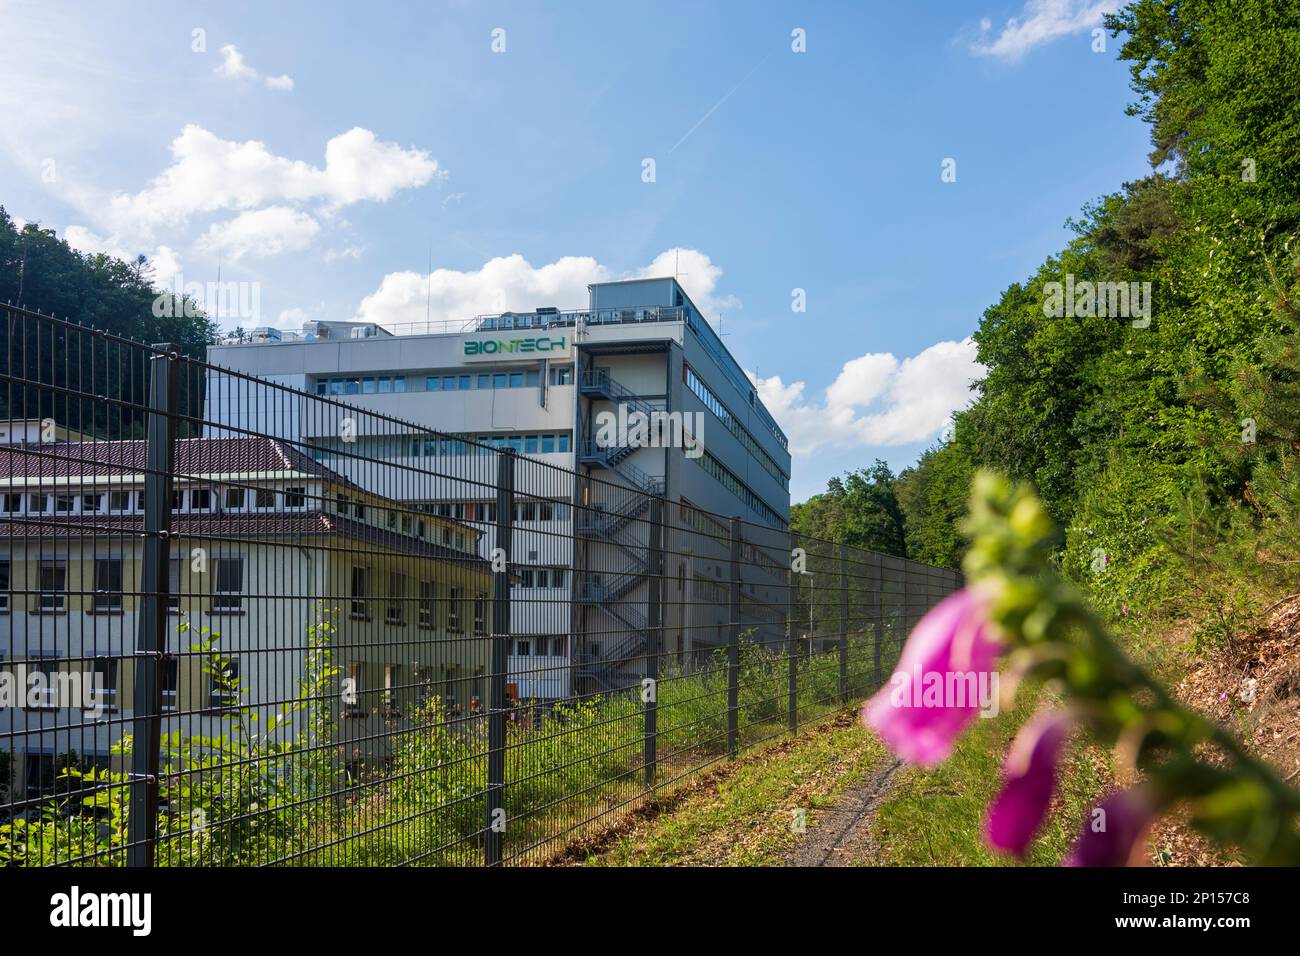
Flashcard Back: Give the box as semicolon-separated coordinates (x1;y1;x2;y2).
801;1;1300;631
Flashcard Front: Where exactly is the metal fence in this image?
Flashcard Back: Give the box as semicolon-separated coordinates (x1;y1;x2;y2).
0;303;961;866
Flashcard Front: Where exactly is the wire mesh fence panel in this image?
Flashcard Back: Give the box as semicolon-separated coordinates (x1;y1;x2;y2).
0;304;963;867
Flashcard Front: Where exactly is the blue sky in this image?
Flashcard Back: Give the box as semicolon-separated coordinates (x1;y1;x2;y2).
0;0;1151;501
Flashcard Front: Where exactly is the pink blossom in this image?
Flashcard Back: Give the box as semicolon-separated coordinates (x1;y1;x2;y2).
862;588;1001;766
985;711;1072;857
1063;790;1155;867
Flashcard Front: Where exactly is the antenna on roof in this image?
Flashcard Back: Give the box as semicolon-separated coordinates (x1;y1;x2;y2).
425;242;433;329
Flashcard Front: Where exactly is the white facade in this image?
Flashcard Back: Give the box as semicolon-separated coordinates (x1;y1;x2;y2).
206;278;793;697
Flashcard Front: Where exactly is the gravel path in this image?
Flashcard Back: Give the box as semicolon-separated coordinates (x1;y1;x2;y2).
786;757;901;866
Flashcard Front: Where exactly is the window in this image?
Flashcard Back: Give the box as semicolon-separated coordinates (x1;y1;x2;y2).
493;373;506;389
447;586;461;631
345;662;363;716
27;658;59;709
161;659;178;711
515;639;531;657
54;495;74;513
212;557;244;611
28;493;49;514
255;488;276;509
477;373;491;389
350;566;369;618
0;560;8;611
362;377;376;394
418;581;434;628
93;558;123;611
38;560;66;611
209;657;240;709
109;491;131;512
385;572;406;625
284;487;306;508
81;494;103;513
551;636;568;656
0;493;20;513
190;488;212;510
426;376;442;391
383;665;400;716
473;594;486;634
89;657;118;712
541;434;555;454
225;487;246;509
171;491;184;510
393;376;407;393
168;558;183;612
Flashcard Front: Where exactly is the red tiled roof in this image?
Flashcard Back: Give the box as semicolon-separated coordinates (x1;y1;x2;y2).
0;509;491;573
0;436;343;482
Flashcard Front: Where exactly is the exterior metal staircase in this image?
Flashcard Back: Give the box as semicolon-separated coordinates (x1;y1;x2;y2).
577;369;666;494
574;368;669;692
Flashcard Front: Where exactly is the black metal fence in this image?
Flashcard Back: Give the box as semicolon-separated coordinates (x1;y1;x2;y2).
0;303;961;866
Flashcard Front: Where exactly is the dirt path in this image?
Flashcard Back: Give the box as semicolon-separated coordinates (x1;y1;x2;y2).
786;756;901;866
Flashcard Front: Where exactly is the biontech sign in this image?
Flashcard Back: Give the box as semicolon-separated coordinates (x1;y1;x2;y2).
462;335;569;360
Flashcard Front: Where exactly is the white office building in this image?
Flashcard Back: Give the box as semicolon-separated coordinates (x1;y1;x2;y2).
206;277;792;698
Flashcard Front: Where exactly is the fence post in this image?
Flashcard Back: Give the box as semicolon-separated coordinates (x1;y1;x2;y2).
787;529;797;733
643;496;664;787
727;517;741;756
838;542;848;704
485;450;514;867
873;552;884;689
126;343;179;868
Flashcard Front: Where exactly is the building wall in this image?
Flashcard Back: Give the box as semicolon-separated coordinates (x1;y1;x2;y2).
0;534;492;801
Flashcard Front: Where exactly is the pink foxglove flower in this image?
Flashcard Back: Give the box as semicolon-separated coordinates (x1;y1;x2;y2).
1063;789;1154;867
985;711;1072;857
863;588;1000;766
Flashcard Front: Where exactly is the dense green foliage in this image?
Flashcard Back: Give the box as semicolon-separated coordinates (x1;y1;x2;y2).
801;2;1300;637
791;461;907;555
0;208;215;437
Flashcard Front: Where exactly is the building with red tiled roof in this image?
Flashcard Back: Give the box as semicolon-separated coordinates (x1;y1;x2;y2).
0;434;494;807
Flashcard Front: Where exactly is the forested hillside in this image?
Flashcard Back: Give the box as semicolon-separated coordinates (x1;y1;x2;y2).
799;0;1300;633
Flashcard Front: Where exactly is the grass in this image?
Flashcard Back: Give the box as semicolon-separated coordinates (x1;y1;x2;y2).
578;709;890;866
870;696;1107;866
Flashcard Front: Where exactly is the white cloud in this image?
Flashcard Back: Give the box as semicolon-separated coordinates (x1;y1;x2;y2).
64;225;182;286
198;207;320;260
749;338;984;455
971;0;1118;61
216;44;294;92
357;254;609;328
355;247;736;329
636;247;739;317
324;244;364;262
101;124;443;239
